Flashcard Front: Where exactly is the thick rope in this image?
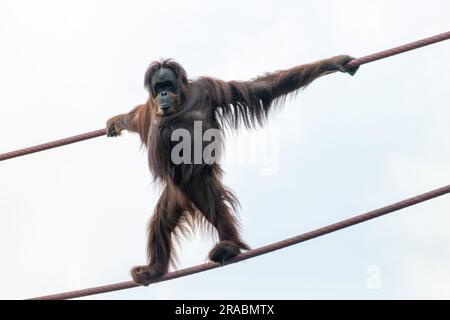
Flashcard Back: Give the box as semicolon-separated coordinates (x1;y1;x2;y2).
29;184;450;300
346;31;450;67
1;31;449;162
0;129;106;161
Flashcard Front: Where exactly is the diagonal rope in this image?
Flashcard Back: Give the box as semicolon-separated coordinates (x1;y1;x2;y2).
346;31;450;67
0;129;106;161
1;31;449;162
29;184;450;300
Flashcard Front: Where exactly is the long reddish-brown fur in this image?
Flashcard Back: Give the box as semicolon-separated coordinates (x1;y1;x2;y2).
106;55;357;284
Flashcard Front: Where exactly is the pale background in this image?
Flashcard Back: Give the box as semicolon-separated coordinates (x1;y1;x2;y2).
0;0;449;299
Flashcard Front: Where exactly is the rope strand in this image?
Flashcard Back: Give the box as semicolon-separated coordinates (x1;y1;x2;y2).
346;31;450;67
1;31;449;162
29;184;450;300
0;129;106;161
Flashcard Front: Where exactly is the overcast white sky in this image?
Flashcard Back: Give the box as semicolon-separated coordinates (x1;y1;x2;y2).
0;0;449;300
